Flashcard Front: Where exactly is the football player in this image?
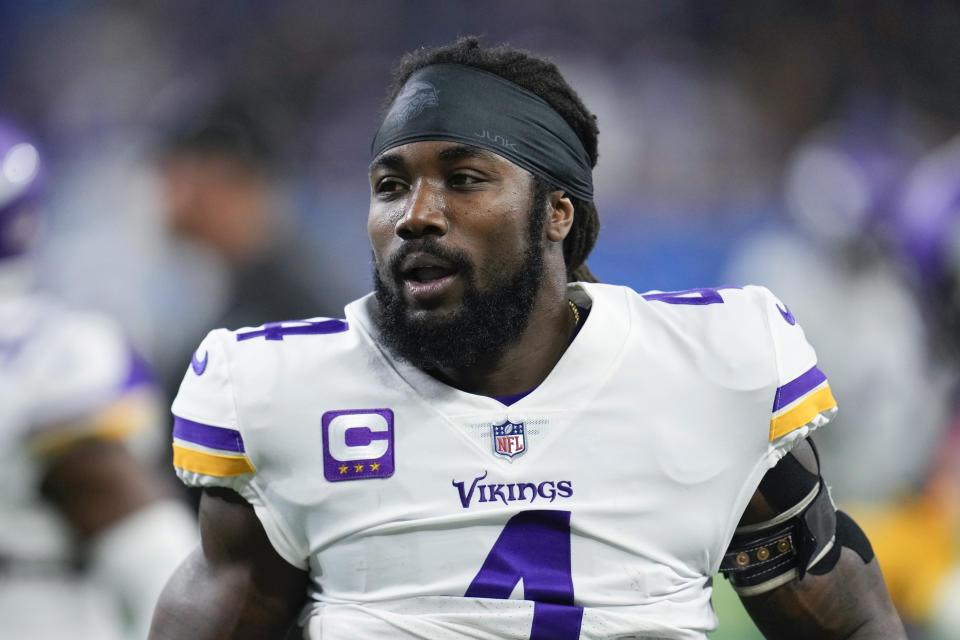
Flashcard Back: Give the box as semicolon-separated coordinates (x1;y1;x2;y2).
0;116;196;640
150;38;904;639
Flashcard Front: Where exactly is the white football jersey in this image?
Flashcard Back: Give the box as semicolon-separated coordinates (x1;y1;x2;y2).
172;282;836;640
0;290;165;640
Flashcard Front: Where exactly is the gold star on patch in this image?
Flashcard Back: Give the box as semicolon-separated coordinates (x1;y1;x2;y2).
354;463;364;472
370;462;380;471
338;465;348;474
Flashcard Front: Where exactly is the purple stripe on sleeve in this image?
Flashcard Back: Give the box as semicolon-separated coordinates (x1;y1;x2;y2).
772;365;827;412
173;416;245;453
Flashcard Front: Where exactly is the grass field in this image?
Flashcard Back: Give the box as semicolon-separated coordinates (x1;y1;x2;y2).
709;578;764;640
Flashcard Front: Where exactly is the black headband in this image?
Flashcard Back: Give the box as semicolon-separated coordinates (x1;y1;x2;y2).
371;64;594;201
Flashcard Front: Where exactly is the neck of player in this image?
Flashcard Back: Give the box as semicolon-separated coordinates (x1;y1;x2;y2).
431;274;576;399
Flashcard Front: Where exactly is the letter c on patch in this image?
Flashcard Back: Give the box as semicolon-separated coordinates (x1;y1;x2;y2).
328;413;390;461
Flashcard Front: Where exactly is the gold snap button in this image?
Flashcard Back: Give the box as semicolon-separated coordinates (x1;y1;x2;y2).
735;552;750;566
756;547;770;561
777;539;790;553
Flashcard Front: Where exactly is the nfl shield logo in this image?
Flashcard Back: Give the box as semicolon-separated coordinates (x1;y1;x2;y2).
492;421;526;459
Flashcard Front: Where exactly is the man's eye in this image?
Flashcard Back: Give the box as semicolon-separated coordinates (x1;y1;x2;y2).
449;173;483;187
376;178;406;194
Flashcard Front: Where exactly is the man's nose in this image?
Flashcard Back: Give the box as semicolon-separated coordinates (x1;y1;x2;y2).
396;181;448;240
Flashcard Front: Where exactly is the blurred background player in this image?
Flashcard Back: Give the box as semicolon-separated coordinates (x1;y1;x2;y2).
724;103;956;504
0;116;196;640
847;135;960;640
154;102;351;402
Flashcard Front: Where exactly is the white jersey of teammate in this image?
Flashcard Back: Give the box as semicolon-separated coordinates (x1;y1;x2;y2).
172;282;837;640
0;289;166;640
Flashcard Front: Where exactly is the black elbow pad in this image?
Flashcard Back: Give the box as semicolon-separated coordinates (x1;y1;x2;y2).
720;477;837;596
806;510;875;576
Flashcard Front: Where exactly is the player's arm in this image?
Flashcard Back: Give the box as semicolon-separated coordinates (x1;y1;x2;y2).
722;438;905;639
149;487;309;640
41;437;170;536
36;391;198;640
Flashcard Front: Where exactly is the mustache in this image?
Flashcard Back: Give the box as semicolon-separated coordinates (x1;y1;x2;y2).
386;239;474;281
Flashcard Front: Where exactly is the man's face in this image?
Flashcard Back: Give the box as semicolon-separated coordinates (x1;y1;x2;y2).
368;140;549;370
159;151;259;239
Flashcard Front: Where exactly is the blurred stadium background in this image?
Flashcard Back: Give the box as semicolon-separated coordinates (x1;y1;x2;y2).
3;1;960;637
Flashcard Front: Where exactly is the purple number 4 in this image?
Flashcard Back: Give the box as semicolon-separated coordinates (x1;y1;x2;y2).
466;510;583;640
642;287;732;305
235;318;348;341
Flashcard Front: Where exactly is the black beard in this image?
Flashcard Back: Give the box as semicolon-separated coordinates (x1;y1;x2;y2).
373;187;548;373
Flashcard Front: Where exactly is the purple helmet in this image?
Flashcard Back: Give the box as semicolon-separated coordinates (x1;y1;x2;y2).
0;118;43;259
783;103;920;245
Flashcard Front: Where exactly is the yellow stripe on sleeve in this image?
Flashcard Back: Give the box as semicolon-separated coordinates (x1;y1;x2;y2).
768;385;837;441
173;443;256;477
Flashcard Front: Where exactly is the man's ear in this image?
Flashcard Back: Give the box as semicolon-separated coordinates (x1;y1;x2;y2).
546;190;574;243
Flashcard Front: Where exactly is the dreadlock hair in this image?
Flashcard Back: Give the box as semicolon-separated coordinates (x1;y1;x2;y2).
383;36;601;283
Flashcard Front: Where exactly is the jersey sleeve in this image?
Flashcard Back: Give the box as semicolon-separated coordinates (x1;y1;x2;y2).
170;329;310;569
753;286;838;454
170;330;256;493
